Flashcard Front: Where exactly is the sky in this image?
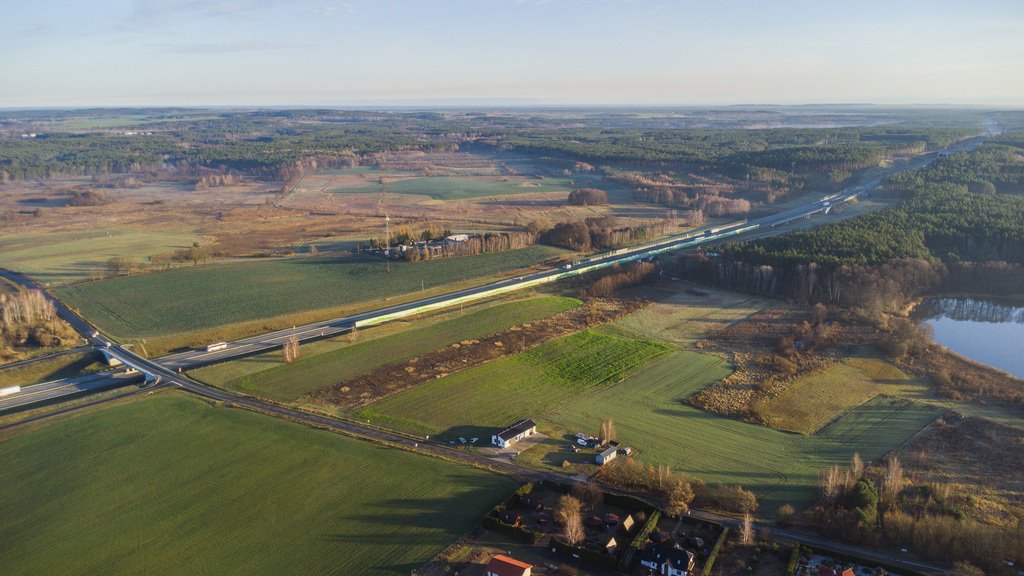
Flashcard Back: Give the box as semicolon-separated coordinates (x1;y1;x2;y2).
1;0;1022;107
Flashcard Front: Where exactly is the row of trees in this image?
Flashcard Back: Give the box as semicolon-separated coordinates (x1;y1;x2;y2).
567;188;608;206
598;457;757;516
383;231;538;262
539;217;666;252
0;290;78;358
580;261;659;298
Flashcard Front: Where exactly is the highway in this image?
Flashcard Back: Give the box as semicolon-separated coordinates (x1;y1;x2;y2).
0;371;142;412
156;136;990;371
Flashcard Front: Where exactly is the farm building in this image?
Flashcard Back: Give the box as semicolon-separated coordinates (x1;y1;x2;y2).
639;543;696;576
485;554;532;576
596;445;618;465
492;419;537;448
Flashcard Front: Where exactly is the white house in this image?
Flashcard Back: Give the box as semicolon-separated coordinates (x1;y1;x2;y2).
492;419;537;448
639;543;695;576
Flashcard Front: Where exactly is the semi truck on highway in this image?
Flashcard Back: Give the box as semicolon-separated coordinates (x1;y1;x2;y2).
205;342;228;352
0;386;21;397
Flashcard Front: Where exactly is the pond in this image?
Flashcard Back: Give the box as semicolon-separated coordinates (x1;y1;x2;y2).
915;297;1024;379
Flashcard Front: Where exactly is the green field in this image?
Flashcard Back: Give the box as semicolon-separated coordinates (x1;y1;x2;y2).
610;287;768;345
192;296;582;402
545;351;942;514
765;356;1024;431
0;229;204;285
355;329;672;437
755;362;894;435
0;393;515;576
54;246;566;339
332;175;580;200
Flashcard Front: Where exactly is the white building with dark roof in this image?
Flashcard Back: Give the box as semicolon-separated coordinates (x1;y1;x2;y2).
492;419;537;448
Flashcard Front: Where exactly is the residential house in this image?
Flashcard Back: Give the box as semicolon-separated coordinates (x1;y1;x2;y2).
639;543;696;576
485;554;532;576
492;419;537;448
519;494;544;511
619;514;636;534
498;510;522;526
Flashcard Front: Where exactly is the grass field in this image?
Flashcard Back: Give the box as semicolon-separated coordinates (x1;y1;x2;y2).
755;362;898;435
0;229;204;285
332;175;581;200
545;351;941;514
0;393;515;576
611;285;768;345
355;329;672;437
753;355;1024;433
192;296;582;402
54;245;567;340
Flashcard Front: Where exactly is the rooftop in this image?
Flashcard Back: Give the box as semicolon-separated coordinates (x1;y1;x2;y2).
497;419;536;441
486;554;532;576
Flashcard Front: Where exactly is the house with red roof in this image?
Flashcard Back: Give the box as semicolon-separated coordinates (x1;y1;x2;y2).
485;554;532;576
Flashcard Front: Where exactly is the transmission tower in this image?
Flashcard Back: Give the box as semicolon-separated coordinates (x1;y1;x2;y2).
379;182;391;273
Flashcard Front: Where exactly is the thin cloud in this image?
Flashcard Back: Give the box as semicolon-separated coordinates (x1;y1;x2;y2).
148;41;317;54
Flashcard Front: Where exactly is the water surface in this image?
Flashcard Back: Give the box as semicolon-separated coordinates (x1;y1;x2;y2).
916;297;1024;379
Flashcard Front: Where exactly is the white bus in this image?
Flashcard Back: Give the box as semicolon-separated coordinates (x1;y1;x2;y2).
205;342;228;352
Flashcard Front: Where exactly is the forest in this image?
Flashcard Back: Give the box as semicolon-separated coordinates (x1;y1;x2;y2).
677;137;1024;309
0;109;981;189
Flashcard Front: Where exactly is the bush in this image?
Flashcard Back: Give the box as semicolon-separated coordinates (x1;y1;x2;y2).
776;504;795;526
693;484;759;514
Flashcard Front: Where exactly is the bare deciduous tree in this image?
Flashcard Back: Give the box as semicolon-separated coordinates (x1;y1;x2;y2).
739;512;755;545
850;452;864;483
571;482;604;512
881;456;904;508
557;495;584;546
819;465;845;505
283;334;301;363
598;418;617;445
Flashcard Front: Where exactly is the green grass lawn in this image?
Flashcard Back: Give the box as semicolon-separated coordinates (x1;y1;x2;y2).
0;229;203;286
0;393;515;576
192;296;582;402
545;351;941;515
332;175;579;200
355;329;672;438
54;246;566;339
